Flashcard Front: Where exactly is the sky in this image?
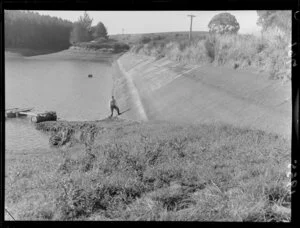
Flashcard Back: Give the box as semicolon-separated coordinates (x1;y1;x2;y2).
35;11;262;35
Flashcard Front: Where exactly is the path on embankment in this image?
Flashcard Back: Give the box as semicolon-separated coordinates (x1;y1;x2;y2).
115;53;291;138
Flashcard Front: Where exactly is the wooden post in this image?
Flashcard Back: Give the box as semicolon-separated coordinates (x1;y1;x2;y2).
187;14;196;42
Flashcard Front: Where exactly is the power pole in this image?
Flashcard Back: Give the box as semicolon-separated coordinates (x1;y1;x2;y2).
187;14;196;42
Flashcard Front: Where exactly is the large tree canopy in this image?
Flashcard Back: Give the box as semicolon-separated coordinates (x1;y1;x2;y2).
93;22;108;39
208;13;240;35
256;10;291;33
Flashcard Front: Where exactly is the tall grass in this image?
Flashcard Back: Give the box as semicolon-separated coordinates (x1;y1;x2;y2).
6;120;291;221
131;30;291;81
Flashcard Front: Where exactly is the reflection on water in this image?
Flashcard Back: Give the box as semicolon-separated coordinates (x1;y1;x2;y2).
5;52;114;152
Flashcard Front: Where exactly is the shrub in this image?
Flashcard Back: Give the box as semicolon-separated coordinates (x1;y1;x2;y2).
140;36;151;44
152;35;164;41
204;36;216;61
178;40;190;51
95;37;108;43
112;42;130;53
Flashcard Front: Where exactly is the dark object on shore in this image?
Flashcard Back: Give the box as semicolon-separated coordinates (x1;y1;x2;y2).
88;74;93;78
5;107;34;118
6;112;17;118
31;111;57;123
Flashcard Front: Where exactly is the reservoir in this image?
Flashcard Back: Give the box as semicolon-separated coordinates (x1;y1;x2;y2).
5;50;114;152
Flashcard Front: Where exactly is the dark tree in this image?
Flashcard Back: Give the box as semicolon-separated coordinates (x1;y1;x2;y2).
70;22;92;44
70;11;93;43
93;22;108;39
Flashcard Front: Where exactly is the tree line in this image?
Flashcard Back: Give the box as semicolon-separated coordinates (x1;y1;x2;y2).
5;10;109;51
5;10;290;51
5;10;73;50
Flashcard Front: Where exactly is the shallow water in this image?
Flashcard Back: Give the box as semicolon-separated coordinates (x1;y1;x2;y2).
5;51;114;152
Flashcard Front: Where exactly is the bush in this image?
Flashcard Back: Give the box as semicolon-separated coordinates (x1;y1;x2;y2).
204;36;217;61
178;40;190;51
95;37;108;43
112;42;130;53
152;35;164;41
140;36;151;44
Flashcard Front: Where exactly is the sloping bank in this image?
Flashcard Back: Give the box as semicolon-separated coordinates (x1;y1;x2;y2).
36;50;291;146
116;52;291;138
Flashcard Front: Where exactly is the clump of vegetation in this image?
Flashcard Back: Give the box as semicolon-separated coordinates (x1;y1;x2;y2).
67;12;129;53
6;119;291;221
208;12;240;35
74;39;129;53
70;12;108;44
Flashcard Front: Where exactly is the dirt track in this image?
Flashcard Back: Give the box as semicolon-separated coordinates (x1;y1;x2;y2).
117;53;291;138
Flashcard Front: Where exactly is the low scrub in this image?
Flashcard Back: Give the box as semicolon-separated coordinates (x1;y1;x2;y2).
6;120;291;221
73;39;130;53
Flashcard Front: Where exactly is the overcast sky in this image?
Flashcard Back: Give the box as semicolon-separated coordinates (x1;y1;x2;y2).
35;11;262;35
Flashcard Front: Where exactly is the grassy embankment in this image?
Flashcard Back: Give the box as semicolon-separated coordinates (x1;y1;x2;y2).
112;29;291;81
5;118;291;221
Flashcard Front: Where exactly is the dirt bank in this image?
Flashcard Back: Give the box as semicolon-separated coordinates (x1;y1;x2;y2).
117;53;291;138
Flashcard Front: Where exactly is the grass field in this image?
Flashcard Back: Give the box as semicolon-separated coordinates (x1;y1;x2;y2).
5;118;291;221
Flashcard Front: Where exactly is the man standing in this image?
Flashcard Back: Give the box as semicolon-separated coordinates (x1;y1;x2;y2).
110;96;120;117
